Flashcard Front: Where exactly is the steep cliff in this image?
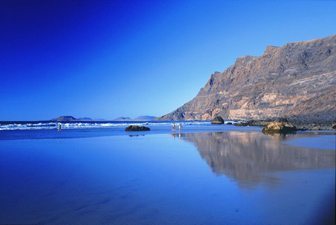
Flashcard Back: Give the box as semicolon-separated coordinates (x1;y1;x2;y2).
162;35;336;122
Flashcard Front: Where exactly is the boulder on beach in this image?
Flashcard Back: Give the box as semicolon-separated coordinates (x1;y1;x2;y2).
125;125;150;131
262;122;297;134
211;116;224;124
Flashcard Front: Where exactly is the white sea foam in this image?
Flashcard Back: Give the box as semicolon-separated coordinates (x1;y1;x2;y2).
0;121;212;131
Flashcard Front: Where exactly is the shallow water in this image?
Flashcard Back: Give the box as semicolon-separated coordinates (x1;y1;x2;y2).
0;128;335;225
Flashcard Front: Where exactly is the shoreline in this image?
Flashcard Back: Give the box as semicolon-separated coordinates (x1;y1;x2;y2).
0;124;334;141
232;119;336;130
0;118;335;131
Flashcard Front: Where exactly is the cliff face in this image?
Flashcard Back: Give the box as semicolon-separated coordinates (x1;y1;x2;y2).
162;35;336;121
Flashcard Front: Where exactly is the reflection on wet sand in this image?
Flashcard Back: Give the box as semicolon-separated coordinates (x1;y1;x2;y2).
178;132;335;187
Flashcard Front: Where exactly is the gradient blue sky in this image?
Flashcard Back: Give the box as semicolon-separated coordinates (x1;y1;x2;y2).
1;0;335;120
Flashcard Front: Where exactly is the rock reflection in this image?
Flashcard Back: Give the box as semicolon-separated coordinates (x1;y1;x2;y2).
179;132;335;187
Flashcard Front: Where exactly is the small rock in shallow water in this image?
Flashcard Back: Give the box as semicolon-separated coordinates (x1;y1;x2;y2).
125;125;150;131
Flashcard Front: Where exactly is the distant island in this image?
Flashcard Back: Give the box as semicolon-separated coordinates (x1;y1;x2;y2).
113;115;157;121
161;35;336;128
51;115;157;122
52;116;93;122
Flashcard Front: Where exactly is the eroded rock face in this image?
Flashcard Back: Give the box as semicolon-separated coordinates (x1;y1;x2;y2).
332;123;336;129
211;116;224;124
162;35;336;122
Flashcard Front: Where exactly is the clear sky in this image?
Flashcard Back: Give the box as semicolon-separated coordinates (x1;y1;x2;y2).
1;0;335;120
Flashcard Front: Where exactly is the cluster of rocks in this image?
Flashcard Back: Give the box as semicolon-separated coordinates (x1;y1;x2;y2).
208;115;335;133
233;118;336;131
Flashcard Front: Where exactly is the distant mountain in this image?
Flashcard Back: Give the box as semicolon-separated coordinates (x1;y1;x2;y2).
134;116;157;121
52;116;94;122
53;116;77;122
113;116;157;121
162;35;336;122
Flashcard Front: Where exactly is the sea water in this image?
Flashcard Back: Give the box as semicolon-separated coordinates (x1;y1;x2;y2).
0;124;335;225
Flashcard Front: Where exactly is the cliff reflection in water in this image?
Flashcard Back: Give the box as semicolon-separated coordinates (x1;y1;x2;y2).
179;132;335;187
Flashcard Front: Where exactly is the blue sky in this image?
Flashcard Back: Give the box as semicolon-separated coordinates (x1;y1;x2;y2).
1;0;335;120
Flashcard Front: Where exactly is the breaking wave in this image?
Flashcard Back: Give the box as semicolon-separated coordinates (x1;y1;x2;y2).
0;121;218;131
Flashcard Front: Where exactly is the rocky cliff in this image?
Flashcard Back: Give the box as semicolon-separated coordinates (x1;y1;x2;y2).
162;35;336;122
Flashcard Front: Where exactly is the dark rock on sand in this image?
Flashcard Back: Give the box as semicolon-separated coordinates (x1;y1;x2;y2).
125;125;150;131
211;116;224;124
262;122;297;134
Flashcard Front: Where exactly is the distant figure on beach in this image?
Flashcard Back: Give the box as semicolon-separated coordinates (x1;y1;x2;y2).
57;123;62;131
172;123;182;131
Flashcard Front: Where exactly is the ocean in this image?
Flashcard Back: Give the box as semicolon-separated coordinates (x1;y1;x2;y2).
0;122;335;225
